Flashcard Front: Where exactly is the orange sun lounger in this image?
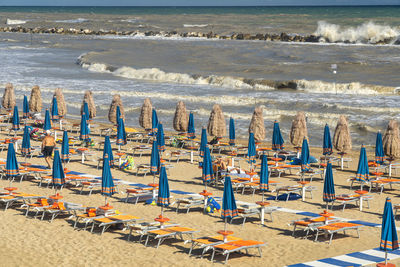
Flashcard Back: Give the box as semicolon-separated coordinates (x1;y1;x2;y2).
211;239;266;264
145;226;199;248
314;222;363;244
188;235;242;257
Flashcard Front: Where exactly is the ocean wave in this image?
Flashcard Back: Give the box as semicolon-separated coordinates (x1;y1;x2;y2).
314;21;400;44
6;19;27;25
183;24;208;28
77;54;275;91
54;18;89;23
121;18;140;23
295;79;395;95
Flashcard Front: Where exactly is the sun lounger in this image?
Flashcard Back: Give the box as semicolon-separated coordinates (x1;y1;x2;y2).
334;193;372;211
174;196;204;213
127;221;180;242
211;239;266;264
0;192;44;211
314;222;363;244
41;202;85;222
90;214;140;235
80;180;121;195
145;226;199;248
290;216;339;237
125;188;154;204
188;235;243;257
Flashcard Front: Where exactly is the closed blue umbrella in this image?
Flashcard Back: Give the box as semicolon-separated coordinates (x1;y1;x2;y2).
248;132;256;166
23;95;29;118
51;96;59;121
380;197;399;266
199;127;207;157
202;146;214;189
221;176;238;232
6;143;19;178
101;154;116;200
12;105;20;131
272;121;284;151
79;113;90;142
150;140;160;175
355;145;369;184
323;124;333;156
52;149;65;189
83;101;90;121
103;135;114;167
116;105;121;125
61;131;70;162
116;116;127;147
376;131;385;164
157;165;170;218
260;154;269;192
187;112;195;139
323;162;336;209
300;137;310;172
157;123;165;152
44;109;51;131
152;108;158;135
157;166;170;207
21;126;31;156
229;117;235;146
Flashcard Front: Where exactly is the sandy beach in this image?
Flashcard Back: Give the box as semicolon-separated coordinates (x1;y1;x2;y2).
0;116;399;267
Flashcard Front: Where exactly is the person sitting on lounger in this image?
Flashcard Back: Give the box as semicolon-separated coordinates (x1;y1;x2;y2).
42;130;55;169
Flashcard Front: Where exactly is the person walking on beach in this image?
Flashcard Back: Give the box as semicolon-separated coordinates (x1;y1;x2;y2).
42;130;55;169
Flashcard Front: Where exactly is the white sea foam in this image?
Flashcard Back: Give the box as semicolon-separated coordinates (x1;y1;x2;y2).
6;19;27;25
54;18;89;23
314;21;400;44
183;24;208;28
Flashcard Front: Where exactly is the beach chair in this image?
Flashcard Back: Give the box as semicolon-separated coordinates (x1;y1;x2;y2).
145;226;199;248
188;235;242;257
314;222;363;244
90;214;140;235
334;193;372;211
210;239;266;264
127;221;180;242
41;202;85;222
0;192;44;211
174;196;204;213
125;188;154;204
290;216;339;237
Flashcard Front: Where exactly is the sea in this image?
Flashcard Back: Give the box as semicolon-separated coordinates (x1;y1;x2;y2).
0;6;399;147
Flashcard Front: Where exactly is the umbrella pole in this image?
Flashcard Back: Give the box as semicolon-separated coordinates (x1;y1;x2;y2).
105;196;107;205
385;250;388;265
326;202;329;210
224;218;227;232
161;206;164;217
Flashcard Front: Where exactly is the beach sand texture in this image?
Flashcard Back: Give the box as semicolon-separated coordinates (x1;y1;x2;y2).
0;120;399;267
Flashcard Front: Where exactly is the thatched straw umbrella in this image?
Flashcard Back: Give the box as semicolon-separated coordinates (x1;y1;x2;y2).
108;94;125;124
290;112;308;156
207;104;226;138
333;115;352;170
2;83;16;111
81;90;96;119
248;106;265;142
173;101;188;132
53;88;67;117
29;85;42;114
383;120;400;176
139;98;152;131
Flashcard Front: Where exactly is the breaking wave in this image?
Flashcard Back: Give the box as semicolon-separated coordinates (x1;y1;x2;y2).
6;19;27;25
183;24;209;28
314;21;400;44
54;18;89;23
77;53;397;95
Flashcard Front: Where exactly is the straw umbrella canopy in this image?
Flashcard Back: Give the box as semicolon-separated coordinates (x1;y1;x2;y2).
139;98;152;131
108;94;125;124
249;106;265;142
333;115;352;153
29;85;42;113
290;112;308;148
383;120;400;160
81;90;96;119
207;104;226;138
173;101;188;132
2;83;16;111
53;88;67;118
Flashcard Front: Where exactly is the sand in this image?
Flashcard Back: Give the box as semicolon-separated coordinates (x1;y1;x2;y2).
0;119;399;267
